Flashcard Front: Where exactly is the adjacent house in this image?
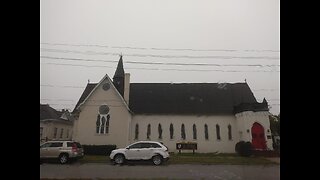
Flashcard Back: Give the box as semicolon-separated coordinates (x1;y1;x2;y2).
40;104;74;143
72;56;273;153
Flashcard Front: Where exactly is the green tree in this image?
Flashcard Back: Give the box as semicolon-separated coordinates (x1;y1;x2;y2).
269;114;280;136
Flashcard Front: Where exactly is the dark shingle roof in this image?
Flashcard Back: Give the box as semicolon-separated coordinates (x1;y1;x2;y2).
72;83;97;113
129;83;258;115
73;82;265;115
40;104;60;120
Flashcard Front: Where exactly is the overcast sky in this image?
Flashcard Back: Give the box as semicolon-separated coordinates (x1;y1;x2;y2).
40;0;280;115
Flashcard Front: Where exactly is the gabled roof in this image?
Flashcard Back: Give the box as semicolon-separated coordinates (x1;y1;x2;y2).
129;83;259;115
72;74;130;113
40;104;60;120
41;104;74;121
72;83;97;113
234;99;269;114
73;82;265;115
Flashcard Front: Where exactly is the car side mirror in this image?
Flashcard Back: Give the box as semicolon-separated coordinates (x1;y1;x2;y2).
126;147;129;149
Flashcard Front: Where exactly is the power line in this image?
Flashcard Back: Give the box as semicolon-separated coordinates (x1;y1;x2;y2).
40;83;280;92
40;84;86;88
40;55;280;68
40;42;280;52
40;98;76;101
42;103;124;107
253;89;280;91
41;62;280;72
41;98;122;102
40;48;280;60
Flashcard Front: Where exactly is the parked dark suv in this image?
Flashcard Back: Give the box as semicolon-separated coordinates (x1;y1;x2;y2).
40;141;84;164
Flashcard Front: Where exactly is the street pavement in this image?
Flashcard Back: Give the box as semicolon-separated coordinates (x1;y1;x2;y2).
40;163;280;180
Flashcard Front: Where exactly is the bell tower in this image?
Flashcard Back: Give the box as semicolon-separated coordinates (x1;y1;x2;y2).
113;55;125;97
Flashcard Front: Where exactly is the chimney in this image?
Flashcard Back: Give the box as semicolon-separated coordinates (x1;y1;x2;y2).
124;73;130;104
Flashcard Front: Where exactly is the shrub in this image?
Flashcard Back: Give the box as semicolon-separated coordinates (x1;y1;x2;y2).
235;141;245;154
242;142;253;157
235;141;253;157
82;145;117;155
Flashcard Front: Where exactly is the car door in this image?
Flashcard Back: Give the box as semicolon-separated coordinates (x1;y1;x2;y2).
140;143;153;160
125;143;142;160
47;142;63;158
40;142;52;158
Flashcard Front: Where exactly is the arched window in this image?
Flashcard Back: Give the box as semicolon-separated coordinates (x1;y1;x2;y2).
169;123;174;139
96;115;101;134
228;124;232;140
216;124;221;140
193;124;197;140
101;116;106;134
204;124;209;140
181;124;186;140
135;124;139;140
147;124;151;139
106;114;110;134
158;124;162;139
96;105;111;134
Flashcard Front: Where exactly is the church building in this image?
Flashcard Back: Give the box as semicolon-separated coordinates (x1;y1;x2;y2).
72;56;273;153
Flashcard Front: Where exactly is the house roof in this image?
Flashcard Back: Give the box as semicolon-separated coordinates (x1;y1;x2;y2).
72;83;97;113
40;104;60;120
73;82;265;115
129;83;260;115
41;104;74;122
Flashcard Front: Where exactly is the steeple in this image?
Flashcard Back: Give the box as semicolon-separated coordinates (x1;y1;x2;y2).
113;55;125;97
113;55;125;79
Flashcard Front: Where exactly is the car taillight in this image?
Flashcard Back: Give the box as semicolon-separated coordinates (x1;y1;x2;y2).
72;143;77;152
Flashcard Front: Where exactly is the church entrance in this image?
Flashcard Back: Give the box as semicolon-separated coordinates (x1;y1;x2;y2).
251;122;267;150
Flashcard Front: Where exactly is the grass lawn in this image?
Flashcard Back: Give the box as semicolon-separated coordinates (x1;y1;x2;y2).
78;153;278;165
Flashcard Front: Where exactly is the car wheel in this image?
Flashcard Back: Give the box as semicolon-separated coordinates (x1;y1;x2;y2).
59;154;69;164
152;155;162;165
114;154;125;165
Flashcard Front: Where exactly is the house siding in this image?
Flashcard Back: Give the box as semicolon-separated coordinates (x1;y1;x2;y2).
40;121;73;142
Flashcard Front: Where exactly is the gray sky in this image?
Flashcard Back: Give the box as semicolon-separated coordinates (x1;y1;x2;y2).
40;0;280;115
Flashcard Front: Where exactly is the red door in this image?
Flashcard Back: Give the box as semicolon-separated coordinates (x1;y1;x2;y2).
251;122;267;150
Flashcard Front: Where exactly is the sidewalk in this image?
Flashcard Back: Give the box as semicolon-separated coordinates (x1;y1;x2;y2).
265;157;280;164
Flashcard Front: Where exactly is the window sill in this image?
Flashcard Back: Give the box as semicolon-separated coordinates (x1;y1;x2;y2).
95;133;109;136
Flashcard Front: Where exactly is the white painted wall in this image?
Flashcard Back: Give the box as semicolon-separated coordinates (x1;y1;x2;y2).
124;73;130;104
73;77;132;148
130;115;239;153
235;111;273;150
72;75;273;152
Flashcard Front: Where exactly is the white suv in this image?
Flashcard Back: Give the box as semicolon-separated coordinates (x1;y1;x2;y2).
110;141;169;165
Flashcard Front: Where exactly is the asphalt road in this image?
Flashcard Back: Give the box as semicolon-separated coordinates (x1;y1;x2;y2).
40;163;279;180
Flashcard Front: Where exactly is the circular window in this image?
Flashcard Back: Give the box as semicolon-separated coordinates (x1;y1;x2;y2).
102;83;110;91
99;105;110;114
